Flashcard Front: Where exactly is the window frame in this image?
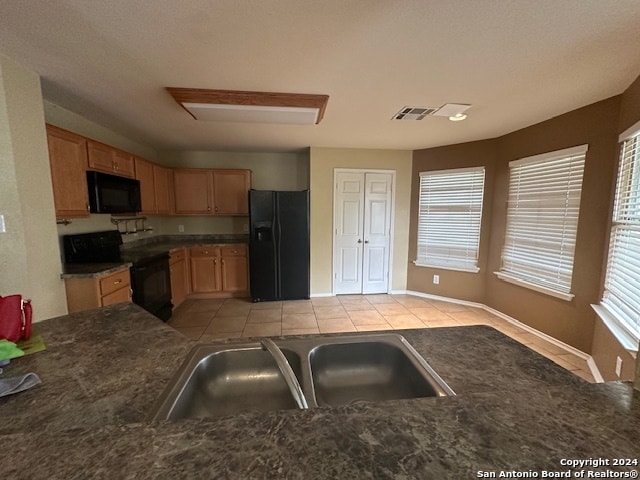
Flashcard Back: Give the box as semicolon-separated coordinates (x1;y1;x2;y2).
494;144;588;301
414;166;485;273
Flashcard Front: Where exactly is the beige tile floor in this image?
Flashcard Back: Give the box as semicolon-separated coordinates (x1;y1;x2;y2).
168;294;595;382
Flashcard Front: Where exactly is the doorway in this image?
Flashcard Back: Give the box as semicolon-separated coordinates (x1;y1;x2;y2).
333;169;394;294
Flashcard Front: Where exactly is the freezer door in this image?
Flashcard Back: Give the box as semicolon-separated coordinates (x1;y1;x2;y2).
249;190;278;301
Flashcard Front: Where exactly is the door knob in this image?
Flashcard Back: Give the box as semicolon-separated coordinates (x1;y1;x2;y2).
357;239;362;243
364;240;369;244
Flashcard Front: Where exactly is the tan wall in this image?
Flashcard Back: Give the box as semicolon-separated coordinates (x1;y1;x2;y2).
408;139;498;303
309;147;413;295
487;97;621;354
44;101;158;160
591;74;640;383
0;55;67;321
409;97;623;354
158;150;309;191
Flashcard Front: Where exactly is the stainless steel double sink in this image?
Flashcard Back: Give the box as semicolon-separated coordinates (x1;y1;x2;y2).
151;333;455;421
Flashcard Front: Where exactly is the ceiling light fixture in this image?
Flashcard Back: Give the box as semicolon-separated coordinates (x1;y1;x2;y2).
448;113;467;122
166;88;329;125
432;103;471;121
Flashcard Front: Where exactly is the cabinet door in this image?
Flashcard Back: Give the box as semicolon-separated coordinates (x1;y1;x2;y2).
46;125;90;218
190;246;221;293
87;140;135;178
190;256;221;293
87;140;115;173
135;157;157;214
170;249;190;306
221;255;248;292
174;169;213;214
113;149;135;178
213;170;251;215
154;165;172;215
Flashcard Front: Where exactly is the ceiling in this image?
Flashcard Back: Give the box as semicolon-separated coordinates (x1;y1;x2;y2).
1;0;640;153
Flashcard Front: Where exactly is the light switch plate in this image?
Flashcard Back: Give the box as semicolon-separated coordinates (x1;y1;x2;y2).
0;214;5;233
615;356;623;377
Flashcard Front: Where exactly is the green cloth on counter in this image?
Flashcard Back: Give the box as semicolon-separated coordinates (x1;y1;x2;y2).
0;340;24;361
17;334;46;356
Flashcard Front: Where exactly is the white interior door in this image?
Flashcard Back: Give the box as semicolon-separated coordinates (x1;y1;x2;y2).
334;170;393;295
334;172;364;294
362;173;392;294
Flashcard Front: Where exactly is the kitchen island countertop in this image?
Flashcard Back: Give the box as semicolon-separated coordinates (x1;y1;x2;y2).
0;302;638;479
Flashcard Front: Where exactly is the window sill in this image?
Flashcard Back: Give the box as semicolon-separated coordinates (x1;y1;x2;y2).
413;261;480;273
591;304;639;353
493;271;574;301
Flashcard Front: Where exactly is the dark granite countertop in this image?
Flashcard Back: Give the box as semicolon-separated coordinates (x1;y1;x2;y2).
61;234;248;278
0;303;638;479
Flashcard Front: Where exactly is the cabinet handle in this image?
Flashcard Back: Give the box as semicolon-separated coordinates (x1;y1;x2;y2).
214;206;218;212
113;279;122;285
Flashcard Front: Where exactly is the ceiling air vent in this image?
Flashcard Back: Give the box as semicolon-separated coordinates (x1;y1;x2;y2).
392;106;438;121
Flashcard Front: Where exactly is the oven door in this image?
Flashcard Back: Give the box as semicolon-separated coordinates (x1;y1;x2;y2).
130;255;173;321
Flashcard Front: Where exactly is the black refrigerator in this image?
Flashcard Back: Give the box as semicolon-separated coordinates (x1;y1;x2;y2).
249;189;310;302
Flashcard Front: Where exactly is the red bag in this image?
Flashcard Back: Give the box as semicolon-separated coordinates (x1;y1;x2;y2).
0;295;32;342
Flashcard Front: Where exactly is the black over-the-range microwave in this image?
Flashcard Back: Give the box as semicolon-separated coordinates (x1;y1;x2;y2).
86;170;142;214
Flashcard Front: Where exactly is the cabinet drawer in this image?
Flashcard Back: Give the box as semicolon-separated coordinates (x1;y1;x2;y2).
190;246;220;258
99;269;131;296
221;245;247;257
170;248;187;264
101;286;131;307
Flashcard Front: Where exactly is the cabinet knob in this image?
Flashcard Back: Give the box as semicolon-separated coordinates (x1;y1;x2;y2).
113;279;122;285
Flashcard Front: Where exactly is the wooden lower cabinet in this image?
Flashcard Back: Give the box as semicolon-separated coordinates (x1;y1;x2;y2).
189;244;248;297
64;267;132;313
169;248;190;307
221;246;249;293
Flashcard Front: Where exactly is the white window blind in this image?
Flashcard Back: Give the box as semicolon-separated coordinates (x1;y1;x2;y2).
497;145;587;299
416;167;485;272
601;132;640;346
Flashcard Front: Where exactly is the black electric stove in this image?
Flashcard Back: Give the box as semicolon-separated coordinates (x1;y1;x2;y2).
63;230;172;321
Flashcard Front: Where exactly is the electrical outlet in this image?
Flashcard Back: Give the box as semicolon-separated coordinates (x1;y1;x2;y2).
433;274;440;285
615;356;623;378
178;224;184;233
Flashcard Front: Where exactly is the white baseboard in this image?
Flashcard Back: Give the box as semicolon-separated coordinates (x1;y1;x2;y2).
310;292;334;298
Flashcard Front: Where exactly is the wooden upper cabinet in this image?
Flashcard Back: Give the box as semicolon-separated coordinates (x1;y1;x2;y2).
154;165;173;215
134;157;157;214
87;140;135;178
173;169;214;214
46;125;90;218
213;170;251;215
173;168;251;215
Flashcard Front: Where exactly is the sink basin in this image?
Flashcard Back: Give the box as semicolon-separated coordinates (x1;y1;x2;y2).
152;345;303;420
151;333;454;421
309;341;448;407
